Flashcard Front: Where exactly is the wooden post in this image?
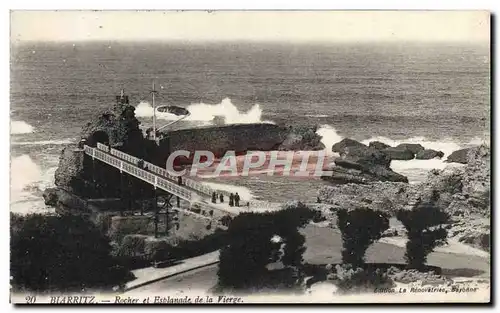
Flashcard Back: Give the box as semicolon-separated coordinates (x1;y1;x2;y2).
154;189;158;238
120;171;124;216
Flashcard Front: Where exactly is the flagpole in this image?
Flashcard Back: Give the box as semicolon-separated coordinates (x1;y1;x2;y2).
152;81;157;141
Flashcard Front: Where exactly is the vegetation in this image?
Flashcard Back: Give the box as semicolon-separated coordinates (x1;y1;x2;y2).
396;204;450;269
336;208;390;266
10;213;134;292
328;264;395;294
217;202;317;291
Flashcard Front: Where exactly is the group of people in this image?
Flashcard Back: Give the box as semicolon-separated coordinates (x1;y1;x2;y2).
211;191;244;207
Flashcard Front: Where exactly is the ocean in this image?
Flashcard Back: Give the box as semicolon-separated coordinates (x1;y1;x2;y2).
10;41;490;214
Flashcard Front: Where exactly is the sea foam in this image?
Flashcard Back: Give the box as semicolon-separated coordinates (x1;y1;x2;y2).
11;120;34;135
134;98;273;124
10;155;57;214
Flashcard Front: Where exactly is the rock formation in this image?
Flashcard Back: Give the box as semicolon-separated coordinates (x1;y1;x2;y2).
318;144;490;252
322;143;408;184
415;149;445;160
278;125;325;151
331;138;367;153
318;181;410;213
383;147;415;160
395;143;425;155
369;141;391;150
446;147;473;164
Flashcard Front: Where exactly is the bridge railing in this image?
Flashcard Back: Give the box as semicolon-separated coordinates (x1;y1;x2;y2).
96;142;110;152
84;146;193;201
94;144;231;199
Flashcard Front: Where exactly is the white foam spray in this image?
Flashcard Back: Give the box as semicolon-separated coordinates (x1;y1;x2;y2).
316;124;343;156
11;120;34;135
10;155;57;214
135;98;273;124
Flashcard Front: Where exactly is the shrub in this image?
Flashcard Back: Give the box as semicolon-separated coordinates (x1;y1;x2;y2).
396;204;449;269
173;229;228;259
144;237;178;262
220;215;233;227
330;264;395;294
217;202;315;291
10;213;133;291
337;208;389;266
114;234;148;258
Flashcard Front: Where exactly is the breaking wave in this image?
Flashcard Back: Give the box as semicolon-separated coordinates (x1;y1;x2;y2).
316;124;343;156
134;98;273;124
11;120;34;134
10;155;57;214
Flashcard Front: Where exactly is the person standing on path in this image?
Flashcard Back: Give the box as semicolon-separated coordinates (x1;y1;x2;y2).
234;192;240;207
229;193;234;207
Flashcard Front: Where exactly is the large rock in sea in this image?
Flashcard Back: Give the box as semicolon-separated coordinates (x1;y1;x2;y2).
331;138;366;153
395;143;425;155
322;145;408;184
278;125;325;151
446;147;472;164
369;141;391;150
383;147;415;160
415;149;445;160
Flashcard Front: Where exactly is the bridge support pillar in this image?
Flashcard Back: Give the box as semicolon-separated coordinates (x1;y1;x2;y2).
119;171;124;216
154;189;158;238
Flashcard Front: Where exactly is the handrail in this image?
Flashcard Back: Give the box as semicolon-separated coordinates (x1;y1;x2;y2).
93;144;233;200
107;147;229;198
84;146;192;201
96;142;109;152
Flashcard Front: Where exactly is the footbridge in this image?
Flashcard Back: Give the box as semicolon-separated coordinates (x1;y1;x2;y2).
83;143;241;232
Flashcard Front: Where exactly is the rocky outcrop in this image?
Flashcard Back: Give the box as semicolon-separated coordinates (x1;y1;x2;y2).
331;138;366;153
448;218;490;252
54;146;87;195
383;147;415;160
322;144;408;184
318;144;490;251
318;182;410;214
42;187;59;207
395;143;425;155
369;141;391;150
416;149;444;160
278;125;325;151
445;148;472;164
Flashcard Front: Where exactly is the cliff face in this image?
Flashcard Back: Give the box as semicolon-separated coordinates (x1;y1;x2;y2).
54;146;86;195
53;102;156;199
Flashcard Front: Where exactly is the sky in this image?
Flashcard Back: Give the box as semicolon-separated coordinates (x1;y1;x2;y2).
10;10;490;43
